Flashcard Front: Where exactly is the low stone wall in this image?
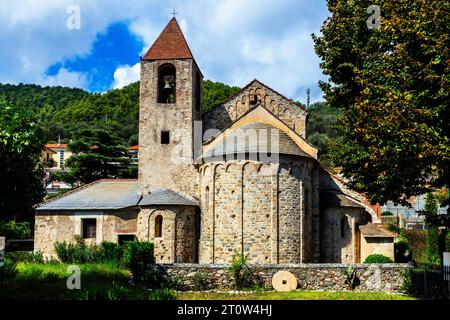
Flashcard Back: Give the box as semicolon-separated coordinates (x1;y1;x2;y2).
148;263;410;293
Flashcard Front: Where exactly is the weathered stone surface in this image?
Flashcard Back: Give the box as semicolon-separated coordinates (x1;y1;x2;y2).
148;263;409;293
272;271;297;292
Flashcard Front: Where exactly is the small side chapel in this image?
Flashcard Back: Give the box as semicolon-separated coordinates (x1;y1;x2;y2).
35;17;395;264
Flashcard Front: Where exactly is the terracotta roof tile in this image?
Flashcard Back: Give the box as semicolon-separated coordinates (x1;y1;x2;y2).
143;17;194;61
45;143;67;149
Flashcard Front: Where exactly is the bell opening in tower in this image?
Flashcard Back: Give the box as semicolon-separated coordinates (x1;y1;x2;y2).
158;63;176;104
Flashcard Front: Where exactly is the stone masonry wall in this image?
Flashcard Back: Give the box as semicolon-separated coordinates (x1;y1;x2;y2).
148;263;409;293
203;80;308;139
139;59;200;198
137;206;197;264
199;156;318;265
35;210;138;258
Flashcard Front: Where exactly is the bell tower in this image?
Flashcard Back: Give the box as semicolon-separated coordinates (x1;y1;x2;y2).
139;17;203;197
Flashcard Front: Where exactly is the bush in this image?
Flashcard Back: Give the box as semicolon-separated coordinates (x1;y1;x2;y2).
228;253;257;290
364;254;393;264
424;228;440;266
192;272;208;291
2;258;18;279
122;241;154;283
55;235;102;264
401;268;415;295
381;211;394;216
0;220;31;239
6;251;44;264
405;229;427;263
446;233;450;252
395;239;411;263
100;241;123;262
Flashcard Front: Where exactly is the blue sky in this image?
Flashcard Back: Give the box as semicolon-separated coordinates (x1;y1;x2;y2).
0;0;330;103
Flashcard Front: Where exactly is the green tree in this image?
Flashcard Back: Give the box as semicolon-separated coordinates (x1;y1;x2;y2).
202;80;240;112
306;102;341;168
54;129;132;185
420;192;438;226
313;1;450;215
0;99;46;221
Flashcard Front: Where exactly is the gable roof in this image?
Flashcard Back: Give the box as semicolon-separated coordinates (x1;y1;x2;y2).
319;191;364;208
359;223;396;238
142;17;194;61
46;143;67;149
203;79;307;115
36;180;142;211
202;122;311;159
203;104;318;159
139;188;198;206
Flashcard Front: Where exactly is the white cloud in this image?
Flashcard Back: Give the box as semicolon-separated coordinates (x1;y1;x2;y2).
0;0;329;102
113;63;140;89
38;68;88;89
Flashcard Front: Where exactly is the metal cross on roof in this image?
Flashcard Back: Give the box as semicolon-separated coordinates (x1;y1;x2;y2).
171;10;178;18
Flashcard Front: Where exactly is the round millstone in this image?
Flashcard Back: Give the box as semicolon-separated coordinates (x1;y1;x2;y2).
272;271;297;292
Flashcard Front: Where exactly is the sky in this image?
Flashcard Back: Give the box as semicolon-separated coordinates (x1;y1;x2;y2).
0;0;330;103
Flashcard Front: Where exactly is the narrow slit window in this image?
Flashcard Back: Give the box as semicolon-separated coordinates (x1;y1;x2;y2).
341;217;347;238
161;131;170;144
155;215;163;238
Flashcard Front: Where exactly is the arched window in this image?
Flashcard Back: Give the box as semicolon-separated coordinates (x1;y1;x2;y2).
155;215;163;238
204;186;210;211
158;64;176;104
340;217;347;238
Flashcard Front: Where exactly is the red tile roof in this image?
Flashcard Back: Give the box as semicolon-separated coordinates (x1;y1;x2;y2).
128;145;139;151
46;143;67;149
142;17;194;61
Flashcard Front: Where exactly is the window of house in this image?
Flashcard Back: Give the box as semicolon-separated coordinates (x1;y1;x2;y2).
60;150;65;168
158;64;176;104
161;131;170;144
82;218;97;239
155;215;163;238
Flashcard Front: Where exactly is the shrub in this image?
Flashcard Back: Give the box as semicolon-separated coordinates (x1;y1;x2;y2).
44;271;60;283
144;267;166;289
100;241;123;262
2;258;18;279
192;272;208;291
381;211;394;216
395;239;411;263
405;229;427;263
401;268;416;295
164;275;185;291
343;264;358;290
0;220;31;239
228;253;253;290
55;236;102;264
446;233;450;252
6;251;44;264
424;228;440;266
364;254;393;264
122;241;154;283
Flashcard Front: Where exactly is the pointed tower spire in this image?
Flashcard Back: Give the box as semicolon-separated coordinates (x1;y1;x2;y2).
142;17;194;61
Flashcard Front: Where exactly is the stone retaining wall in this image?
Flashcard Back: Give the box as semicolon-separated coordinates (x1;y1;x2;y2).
148;263;409;293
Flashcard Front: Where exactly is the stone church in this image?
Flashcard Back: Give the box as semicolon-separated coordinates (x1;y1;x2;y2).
35;18;395;264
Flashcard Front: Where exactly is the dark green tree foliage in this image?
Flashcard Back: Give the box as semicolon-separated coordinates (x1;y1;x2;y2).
0;100;46;220
306;102;340;167
202;80;240;113
54;129;131;185
313;0;450;208
420;192;439;226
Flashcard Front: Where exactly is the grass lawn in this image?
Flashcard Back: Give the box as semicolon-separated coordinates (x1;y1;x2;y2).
177;291;415;300
0;262;154;300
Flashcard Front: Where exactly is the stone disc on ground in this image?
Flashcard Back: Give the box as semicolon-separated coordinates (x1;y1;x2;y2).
272;271;297;292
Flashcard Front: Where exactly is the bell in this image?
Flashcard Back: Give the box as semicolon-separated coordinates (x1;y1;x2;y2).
164;80;172;89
